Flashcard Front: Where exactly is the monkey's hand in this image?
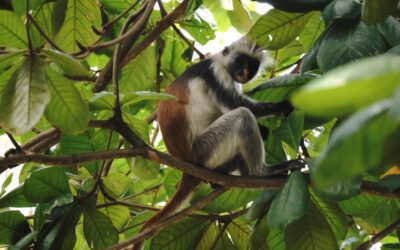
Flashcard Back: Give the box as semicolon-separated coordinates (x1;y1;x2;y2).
262;100;294;117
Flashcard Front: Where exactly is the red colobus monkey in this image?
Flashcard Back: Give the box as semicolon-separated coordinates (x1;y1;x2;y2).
136;37;301;248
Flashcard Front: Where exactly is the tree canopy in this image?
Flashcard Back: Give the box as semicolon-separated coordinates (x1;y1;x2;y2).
0;0;399;249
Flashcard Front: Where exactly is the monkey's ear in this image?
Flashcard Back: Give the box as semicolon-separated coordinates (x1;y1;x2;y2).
222;47;230;55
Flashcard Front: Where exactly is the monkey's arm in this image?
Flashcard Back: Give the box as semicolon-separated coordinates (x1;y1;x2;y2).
235;95;293;118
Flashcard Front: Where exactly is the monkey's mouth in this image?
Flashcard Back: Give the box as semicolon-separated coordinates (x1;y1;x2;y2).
234;69;251;83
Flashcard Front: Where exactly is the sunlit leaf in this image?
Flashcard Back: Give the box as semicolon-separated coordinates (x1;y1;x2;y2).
0;10;27;48
248;9;313;49
54;0;101;52
0;56;49;134
42;48;92;77
292;55;400;117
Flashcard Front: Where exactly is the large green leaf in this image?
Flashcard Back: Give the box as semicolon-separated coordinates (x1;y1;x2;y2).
312;100;400;189
128;157;161;181
292;55;400;118
202;188;261;213
316;20;388;72
54;0;101;52
99;205;130;231
0;210;30;245
322;0;361;21
0;186;36;208
151;218;211;250
23;167;71;203
0;52;23;72
0;55;49;134
249;73;316;102
181;15;216;46
30;2;54;47
229;0;252;33
299;11;325;50
310;190;348;242
339;194;400;233
285;202;338;250
121;91;177;107
161;31;191;79
362;0;399;24
249;9;313;50
249;214;269;250
42;48;92;77
45;69;89;134
268;171;310;229
82;201;119;249
227;219;252;250
195;223;217;250
0;10;27;48
377;16;400;47
35;202;81;250
119;45;157;93
122;112;149;143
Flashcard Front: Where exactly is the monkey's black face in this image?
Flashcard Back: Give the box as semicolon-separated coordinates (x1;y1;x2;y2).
227;53;260;83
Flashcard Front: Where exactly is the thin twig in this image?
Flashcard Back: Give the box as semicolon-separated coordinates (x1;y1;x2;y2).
357;218;400;250
157;0;205;60
97;200;160;211
108;186;227;249
102;0;141;31
27;14;63;52
6;133;22;152
211;222;230;250
122;185;161;201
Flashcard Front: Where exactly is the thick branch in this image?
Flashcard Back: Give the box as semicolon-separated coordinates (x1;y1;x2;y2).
1;147;398;198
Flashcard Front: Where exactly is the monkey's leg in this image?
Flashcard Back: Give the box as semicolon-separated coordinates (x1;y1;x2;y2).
192;107;265;176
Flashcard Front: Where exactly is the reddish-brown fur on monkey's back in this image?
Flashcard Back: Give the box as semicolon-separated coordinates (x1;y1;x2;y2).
158;80;194;162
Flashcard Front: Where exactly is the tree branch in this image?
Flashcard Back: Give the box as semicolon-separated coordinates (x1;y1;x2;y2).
1;146;398;198
357;218;400;250
108;186;228;249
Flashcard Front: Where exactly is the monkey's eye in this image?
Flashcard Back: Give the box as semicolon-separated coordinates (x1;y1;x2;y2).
222;47;230;55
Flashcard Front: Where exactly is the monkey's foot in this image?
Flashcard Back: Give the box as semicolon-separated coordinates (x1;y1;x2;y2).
264;159;306;176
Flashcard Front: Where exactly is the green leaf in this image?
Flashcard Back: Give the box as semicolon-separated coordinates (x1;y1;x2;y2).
249;73;316;102
310;190;348;241
151;218;211;249
161;31;191;79
42;48;92;77
30;2;55;47
24;167;71;203
278;111;304;156
202;188;261;213
0;186;36;208
128;157;160;181
0;55;49;134
322;0;361;21
0;210;30;245
89;91;115;111
227;220;252;250
377;16;400;47
163;169;182;197
248;9;313;50
0;10;27;48
0;172;13;196
82;201;119;249
312;100;400;189
181;16;216;45
316;20;388;72
123;112;149;143
361;0;399;24
292;55;400;118
0;52;23;72
36;202;81;250
249;214;269;250
339;194;400;232
121;91;177;106
10;231;36;250
195;223;217;250
378;175;400;191
285;201;338;250
229;0;252;33
299;11;325;50
268;171;309;229
54;0;101;52
253;0;333;12
99;205;130;231
268;228;286;250
45;69;89;134
119;45;157;92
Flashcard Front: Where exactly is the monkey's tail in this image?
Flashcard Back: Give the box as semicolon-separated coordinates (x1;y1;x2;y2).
132;174;201;249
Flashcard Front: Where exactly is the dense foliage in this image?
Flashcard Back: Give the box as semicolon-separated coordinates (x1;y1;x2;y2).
0;0;399;249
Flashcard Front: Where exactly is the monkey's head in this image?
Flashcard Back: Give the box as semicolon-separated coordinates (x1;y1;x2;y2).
219;37;267;83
